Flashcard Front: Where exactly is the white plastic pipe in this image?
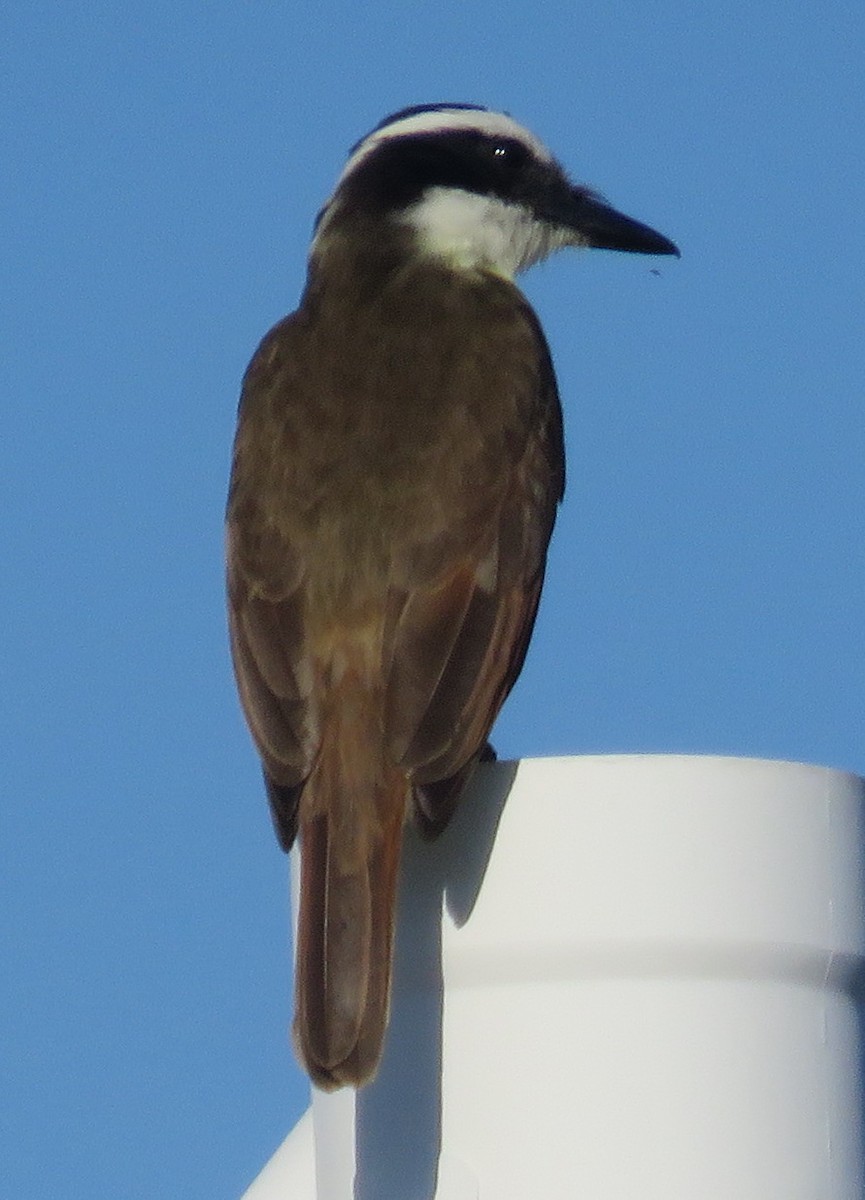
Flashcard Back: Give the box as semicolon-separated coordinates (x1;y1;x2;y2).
241;754;865;1199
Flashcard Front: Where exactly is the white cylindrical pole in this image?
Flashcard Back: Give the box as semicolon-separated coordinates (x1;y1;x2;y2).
240;1112;315;1199
242;754;865;1199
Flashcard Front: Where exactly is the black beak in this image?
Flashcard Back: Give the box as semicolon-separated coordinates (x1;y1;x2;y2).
546;185;679;257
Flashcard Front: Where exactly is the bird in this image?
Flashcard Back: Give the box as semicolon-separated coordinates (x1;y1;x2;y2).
226;103;678;1090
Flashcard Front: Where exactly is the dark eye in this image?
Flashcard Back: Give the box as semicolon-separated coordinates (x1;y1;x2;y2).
491;139;529;170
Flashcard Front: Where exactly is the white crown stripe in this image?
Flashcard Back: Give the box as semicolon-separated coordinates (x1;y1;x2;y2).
335;109;553;188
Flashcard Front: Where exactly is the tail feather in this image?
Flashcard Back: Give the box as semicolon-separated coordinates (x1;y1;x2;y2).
293;690;406;1090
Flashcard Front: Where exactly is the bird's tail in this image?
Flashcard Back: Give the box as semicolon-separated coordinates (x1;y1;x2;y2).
293;675;407;1090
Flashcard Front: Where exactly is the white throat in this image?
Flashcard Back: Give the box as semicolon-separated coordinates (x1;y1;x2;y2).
403;187;573;279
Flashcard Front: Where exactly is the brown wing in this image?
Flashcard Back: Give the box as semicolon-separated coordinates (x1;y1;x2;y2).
228;288;564;846
228;267;564;1091
382;299;565;833
226;315;319;850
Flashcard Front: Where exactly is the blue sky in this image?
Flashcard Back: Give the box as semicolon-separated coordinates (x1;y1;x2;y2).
4;3;864;1196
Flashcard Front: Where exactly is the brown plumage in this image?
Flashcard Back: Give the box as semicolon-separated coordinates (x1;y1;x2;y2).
227;224;563;1089
226;104;676;1089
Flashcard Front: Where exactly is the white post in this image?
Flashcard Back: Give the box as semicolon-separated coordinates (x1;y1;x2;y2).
242;754;865;1199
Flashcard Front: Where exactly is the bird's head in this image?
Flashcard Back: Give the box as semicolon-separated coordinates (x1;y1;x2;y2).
311;103;678;280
